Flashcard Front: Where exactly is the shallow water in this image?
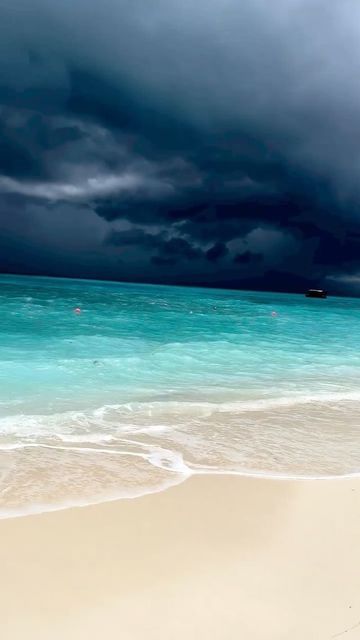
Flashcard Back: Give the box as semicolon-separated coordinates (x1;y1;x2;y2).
0;275;359;517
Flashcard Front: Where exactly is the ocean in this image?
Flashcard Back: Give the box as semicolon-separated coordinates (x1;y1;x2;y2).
0;274;359;517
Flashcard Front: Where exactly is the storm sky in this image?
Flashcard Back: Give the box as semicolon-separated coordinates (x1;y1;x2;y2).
1;0;360;293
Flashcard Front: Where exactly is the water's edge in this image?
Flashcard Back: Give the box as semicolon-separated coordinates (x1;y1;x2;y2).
1;465;359;521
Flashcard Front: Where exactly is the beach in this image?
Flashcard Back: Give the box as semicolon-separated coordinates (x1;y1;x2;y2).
1;278;360;638
1;474;360;640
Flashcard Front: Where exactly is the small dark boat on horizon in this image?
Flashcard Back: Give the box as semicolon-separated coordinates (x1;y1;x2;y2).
305;289;327;299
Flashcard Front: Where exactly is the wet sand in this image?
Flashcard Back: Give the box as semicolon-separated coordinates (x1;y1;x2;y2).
1;474;360;639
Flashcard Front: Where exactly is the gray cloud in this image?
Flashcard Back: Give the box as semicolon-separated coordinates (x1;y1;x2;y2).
0;1;360;291
0;173;148;200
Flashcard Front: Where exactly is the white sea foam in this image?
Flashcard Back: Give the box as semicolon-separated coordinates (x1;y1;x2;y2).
0;473;187;520
0;382;360;520
1;388;360;435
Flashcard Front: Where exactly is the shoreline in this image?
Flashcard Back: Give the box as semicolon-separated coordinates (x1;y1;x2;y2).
1;474;360;639
2;465;360;521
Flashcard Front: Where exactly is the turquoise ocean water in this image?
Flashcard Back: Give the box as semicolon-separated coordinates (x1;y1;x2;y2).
0;275;360;517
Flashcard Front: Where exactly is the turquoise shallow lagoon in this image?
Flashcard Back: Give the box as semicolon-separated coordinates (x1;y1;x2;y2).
0;275;360;516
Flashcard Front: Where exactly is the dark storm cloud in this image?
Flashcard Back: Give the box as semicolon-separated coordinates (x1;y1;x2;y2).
106;227;204;271
1;1;360;290
234;251;262;265
206;242;229;263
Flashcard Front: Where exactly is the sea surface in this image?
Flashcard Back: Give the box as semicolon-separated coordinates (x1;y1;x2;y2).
0;275;360;517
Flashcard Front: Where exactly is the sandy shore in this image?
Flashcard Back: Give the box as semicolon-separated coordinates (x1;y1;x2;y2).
1;475;360;640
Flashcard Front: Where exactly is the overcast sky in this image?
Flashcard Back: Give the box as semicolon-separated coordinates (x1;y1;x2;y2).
1;0;360;293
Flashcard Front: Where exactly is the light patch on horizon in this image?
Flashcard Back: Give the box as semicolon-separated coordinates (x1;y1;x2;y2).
327;274;360;284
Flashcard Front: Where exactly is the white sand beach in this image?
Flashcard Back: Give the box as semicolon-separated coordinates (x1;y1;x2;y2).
1;475;360;639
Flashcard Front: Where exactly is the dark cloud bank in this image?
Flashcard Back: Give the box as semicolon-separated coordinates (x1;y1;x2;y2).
1;0;360;293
